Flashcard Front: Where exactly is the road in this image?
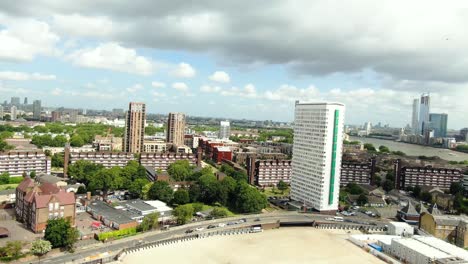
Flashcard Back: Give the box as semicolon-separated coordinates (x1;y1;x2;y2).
36;212;389;264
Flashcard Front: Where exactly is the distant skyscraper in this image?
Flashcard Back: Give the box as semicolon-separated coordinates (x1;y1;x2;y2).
219;121;231;139
429;113;448;138
69;110;78;123
364;121;372;135
23;97;28;105
10;106;17;120
411;98;419;134
167;113;186;147
0;106;3;119
51;111;61;122
32;100;41;120
10;97;20;106
418;93;430;135
291;101;345;213
123;102;146;153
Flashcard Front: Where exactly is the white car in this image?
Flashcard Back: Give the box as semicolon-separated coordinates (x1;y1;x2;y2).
218;223;226;227
195;227;204;231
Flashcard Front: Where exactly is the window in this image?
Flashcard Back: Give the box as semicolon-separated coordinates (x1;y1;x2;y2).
55;202;59;210
49;203;53;211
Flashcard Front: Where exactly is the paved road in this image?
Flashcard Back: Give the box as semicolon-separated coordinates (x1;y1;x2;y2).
36;212;389;264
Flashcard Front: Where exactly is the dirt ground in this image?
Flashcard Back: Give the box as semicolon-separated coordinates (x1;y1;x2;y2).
123;228;384;264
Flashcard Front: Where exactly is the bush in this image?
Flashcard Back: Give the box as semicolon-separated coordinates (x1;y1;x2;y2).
8;177;24;184
210;207;228;218
97;227;137;241
192;202;204;212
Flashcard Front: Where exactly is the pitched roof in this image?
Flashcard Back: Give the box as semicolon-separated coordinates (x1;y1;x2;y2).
433;215;466;227
39;182;60;194
16;177;34;192
419;202;429;214
400;200;419;216
33;190;75;208
429;203;442;216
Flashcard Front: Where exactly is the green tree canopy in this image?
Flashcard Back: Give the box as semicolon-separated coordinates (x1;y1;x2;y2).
167;160;192;181
382;180;394;192
31;239;52;258
379;145;390;153
137;212;160;232
450;182;464;196
148;181;174;203
277;180;288;193
69;134;85;147
357;194;368;206
173;204;194;225
128;178;150;199
346;183;364;195
234;182;268;213
44;219;78;250
364;143;376;151
173;189;190;205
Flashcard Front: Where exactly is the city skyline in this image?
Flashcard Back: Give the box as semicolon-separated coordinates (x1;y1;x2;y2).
0;1;468;129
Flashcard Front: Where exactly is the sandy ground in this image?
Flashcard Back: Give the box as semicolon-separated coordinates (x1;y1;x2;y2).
122;228;384;264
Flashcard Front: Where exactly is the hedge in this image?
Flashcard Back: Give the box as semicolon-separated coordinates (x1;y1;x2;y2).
96;227;137;241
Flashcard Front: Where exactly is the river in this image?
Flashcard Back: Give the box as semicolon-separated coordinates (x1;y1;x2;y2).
349;136;468;162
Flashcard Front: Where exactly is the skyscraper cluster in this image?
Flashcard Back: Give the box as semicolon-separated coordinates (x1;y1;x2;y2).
411;93;448;138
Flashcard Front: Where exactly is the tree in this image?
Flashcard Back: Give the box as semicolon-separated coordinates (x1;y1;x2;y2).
44;219;78;250
167;160;192;181
148;181;174;203
412;185;422;198
76;186;87;194
357;194;368;206
173;204;194;225
188;184;201;202
44;149;52;157
382;180;394;192
31;239;52;260
191;202;204;213
173;189;190;205
234;182;268;213
51;153;64;168
141;182;152;200
419;191;432;203
128;178;150;198
449;182;464;196
30;171;36;179
373;175;382;187
1;241;22;259
210;207;228;218
346;183;364;195
364;143;376;151
0;172;9;184
385;170;395;182
277;180;288;193
87;168;122;196
378;145;390;153
137;212;160;232
198;174;220;204
67;160;103;184
69;134;85;147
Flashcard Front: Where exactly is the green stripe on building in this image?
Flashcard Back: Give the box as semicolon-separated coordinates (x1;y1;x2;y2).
328;110;339;205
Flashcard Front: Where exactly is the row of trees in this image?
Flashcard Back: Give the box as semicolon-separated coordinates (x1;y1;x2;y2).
363;143;406;156
67;160;149;198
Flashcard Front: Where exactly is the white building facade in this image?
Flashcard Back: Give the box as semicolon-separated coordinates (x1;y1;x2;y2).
291;101;345;213
219;121;231;140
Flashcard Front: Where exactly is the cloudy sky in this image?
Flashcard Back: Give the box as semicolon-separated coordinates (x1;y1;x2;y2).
0;1;467;129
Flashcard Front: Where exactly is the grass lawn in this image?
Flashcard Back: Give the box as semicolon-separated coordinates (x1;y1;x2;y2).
0;184;19;191
185;203;236;217
262;187;290;197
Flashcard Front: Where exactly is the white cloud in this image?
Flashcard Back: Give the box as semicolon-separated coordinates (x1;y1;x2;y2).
127;83;143;93
0;71;56;81
50;88;63;95
171;63;196;78
52;14;114;38
0;18;59;61
209;71;230;83
243;83;257;98
172;82;189;92
153;92;166;97
151;81;166;88
67;42;154;75
264;84;319;101
200;85;221;93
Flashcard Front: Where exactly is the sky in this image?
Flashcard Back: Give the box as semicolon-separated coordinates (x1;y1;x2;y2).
0;1;467;129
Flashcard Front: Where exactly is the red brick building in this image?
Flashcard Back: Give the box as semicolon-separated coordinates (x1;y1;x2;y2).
15;178;76;233
212;146;232;164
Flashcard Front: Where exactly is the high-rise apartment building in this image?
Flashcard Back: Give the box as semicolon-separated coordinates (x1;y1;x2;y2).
429;113;448;138
411;99;419;134
123;102;146;153
32;100;41;120
418;94;430;135
167;113;185;147
219;121;231;139
51;111;61;122
10;97;20;107
0;106;3;119
23;97;28;105
10;106;17;120
291;101;345;213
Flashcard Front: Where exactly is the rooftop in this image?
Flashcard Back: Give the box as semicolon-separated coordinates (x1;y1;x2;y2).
119;200;158;213
392;237;451;259
88;201;137;225
414;236;468;261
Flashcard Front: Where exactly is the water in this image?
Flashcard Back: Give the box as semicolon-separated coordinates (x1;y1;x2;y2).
349;136;468;162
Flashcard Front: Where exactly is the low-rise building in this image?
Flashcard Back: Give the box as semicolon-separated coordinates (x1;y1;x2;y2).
86;200;137;230
347;195;386;207
0;151;51;177
15;177;76;233
340;157;376;186
398;201;420;225
387;221;414;236
251;159;292;187
212;146;232;164
143;140;167;153
420;210;468;247
0;189;16;207
69;152;134;169
93;135;122;151
394;160;463;189
140;153;197;172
